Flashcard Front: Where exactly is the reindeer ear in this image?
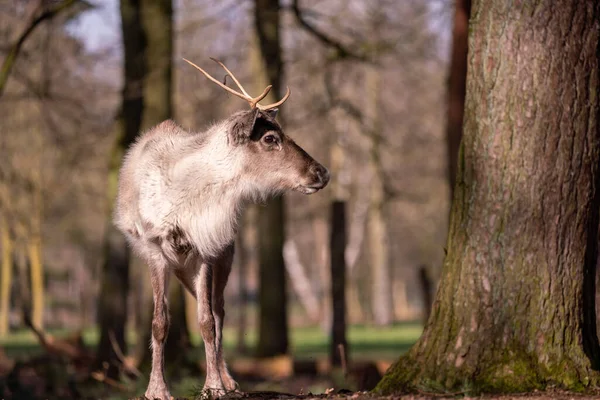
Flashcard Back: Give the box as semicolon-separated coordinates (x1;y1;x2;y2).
230;109;260;144
265;108;278;120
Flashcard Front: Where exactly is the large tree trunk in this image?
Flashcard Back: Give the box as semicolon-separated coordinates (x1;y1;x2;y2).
254;0;289;357
376;1;600;394
95;0;146;379
445;0;471;200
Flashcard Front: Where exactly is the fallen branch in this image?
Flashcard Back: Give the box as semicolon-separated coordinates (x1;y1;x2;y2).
91;370;131;392
22;310;90;362
108;330;142;378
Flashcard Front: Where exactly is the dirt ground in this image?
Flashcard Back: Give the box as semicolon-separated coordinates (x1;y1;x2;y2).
206;389;600;400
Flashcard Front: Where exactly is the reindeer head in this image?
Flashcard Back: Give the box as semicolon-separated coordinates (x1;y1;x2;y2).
184;58;330;195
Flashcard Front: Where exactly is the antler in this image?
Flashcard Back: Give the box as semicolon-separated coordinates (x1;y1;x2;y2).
183;58;291;110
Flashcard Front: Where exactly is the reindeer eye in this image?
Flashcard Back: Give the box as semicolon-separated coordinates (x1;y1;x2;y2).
263;134;277;144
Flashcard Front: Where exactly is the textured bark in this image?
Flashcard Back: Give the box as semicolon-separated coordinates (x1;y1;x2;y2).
417;265;433;326
255;0;289;357
95;0;146;379
330;201;348;366
377;1;600;394
446;0;471;200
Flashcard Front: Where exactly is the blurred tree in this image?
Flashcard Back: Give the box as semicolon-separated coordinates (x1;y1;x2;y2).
95;0;146;380
254;0;289;357
365;62;392;326
0;0;81;97
27;164;44;330
376;1;600;394
0;219;12;336
329;201;347;366
235;212;250;354
445;0;471;201
135;0;192;370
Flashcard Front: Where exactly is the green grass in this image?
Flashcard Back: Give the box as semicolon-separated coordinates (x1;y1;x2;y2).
0;322;422;362
1;323;422;400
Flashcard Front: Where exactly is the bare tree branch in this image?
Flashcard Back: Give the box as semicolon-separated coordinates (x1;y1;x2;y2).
0;0;81;97
290;0;368;62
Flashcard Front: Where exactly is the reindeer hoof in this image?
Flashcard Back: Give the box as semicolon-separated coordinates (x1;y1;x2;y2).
223;378;240;392
144;387;171;400
199;386;228;399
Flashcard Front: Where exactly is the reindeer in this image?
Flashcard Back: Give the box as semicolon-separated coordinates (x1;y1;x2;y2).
114;58;330;400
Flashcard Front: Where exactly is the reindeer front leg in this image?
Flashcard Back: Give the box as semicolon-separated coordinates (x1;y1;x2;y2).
196;262;226;395
145;263;171;400
212;243;238;391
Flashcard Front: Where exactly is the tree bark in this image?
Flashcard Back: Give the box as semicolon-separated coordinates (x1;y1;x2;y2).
330;201;347;366
95;0;146;379
254;0;289;357
445;0;471;201
376;1;600;394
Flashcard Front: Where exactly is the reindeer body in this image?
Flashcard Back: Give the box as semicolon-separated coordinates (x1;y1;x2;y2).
116;119;258;260
115;85;329;399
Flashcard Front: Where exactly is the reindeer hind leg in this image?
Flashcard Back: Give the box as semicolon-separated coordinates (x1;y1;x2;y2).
145;257;171;400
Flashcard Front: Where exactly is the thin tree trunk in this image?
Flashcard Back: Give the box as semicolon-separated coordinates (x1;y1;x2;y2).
314;217;331;331
165;277;190;366
257;196;288;356
330;201;347;366
377;1;600;393
365;65;392;326
95;0;146;379
27;236;43;329
235;209;250;354
445;0;471;201
28;167;43;330
14;242;29;323
255;0;289;357
0;219;12;336
346;187;369;323
283;240;321;322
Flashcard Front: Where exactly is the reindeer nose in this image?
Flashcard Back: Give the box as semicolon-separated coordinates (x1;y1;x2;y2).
312;164;330;188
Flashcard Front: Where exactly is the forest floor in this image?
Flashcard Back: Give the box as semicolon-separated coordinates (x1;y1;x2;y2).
3;323;600;399
0;323;418;399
